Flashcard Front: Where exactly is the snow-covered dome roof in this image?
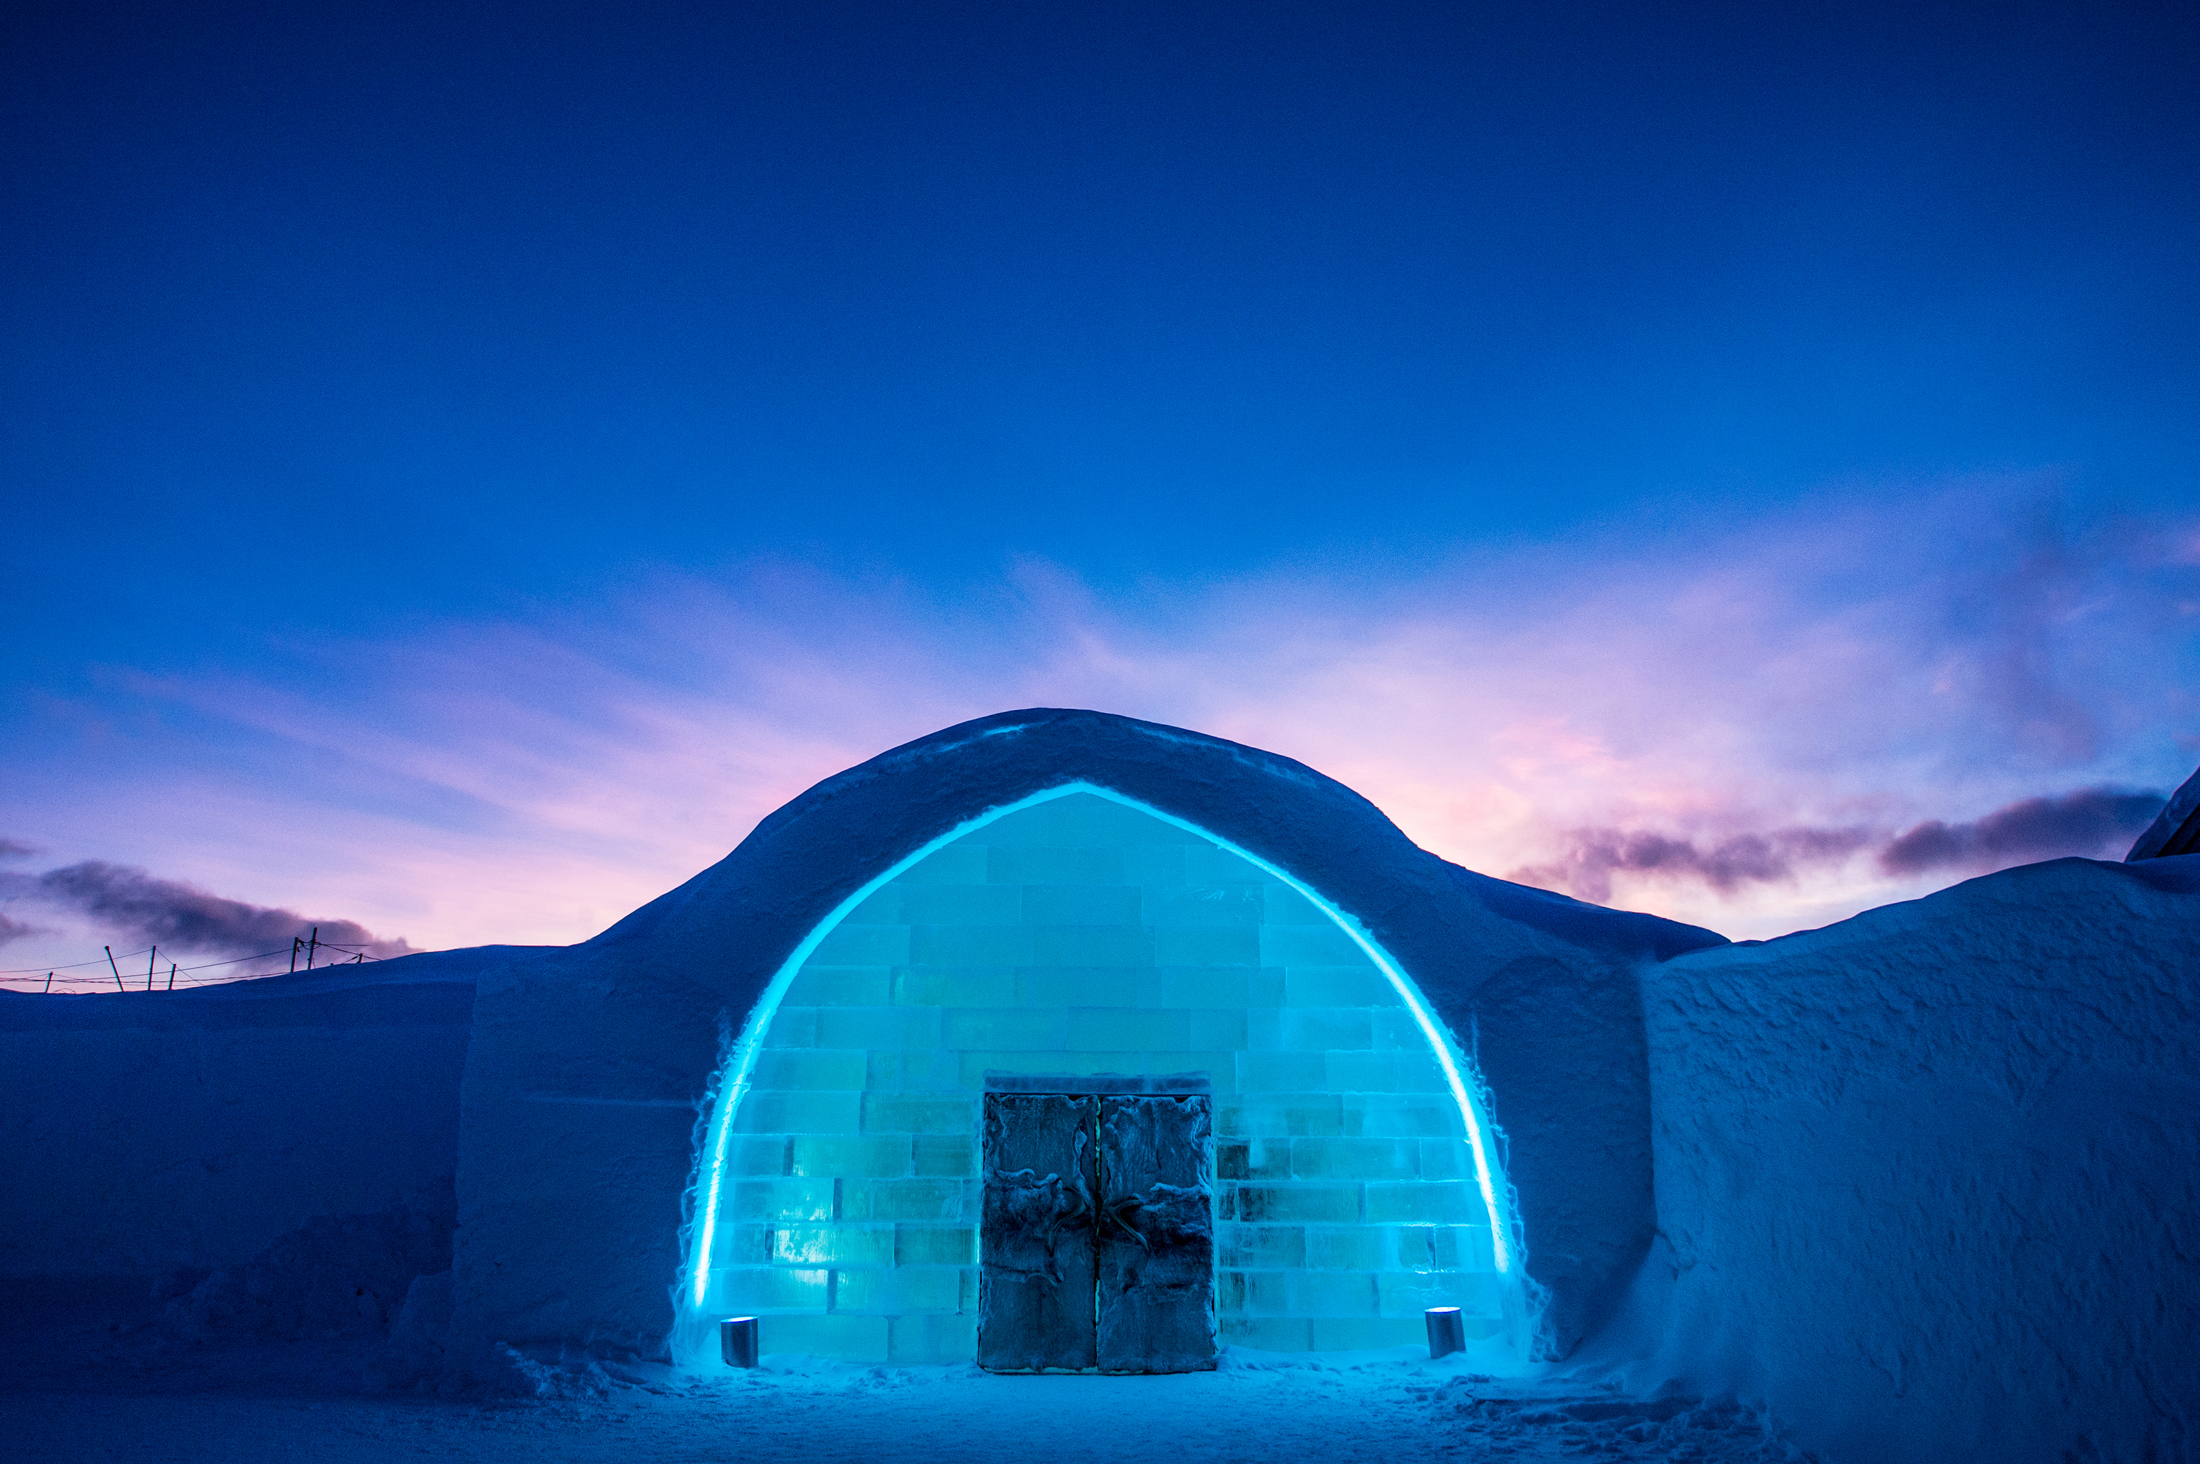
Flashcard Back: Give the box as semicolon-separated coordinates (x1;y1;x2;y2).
452;709;1726;1362
591;706;1722;971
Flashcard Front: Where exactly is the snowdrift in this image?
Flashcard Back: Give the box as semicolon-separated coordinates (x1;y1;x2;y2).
1608;854;2200;1464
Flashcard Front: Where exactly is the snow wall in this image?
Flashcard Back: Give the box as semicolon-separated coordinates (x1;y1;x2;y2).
448;708;1724;1370
0;948;519;1278
1606;854;2200;1464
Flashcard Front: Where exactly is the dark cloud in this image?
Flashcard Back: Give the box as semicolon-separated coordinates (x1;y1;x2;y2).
0;839;39;859
0;912;43;948
1509;826;1876;905
1879;787;2165;875
13;861;414;960
1512;785;2171;905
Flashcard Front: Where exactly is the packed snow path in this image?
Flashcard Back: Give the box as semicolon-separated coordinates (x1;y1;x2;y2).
10;1369;1810;1464
2;1278;1813;1461
6;1323;1810;1463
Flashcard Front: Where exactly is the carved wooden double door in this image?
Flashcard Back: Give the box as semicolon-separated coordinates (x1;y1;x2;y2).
976;1092;1216;1373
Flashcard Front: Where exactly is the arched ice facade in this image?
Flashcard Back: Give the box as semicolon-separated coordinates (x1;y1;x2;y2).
684;786;1525;1365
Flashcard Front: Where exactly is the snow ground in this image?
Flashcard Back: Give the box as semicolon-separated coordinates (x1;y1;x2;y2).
3;1279;1812;1463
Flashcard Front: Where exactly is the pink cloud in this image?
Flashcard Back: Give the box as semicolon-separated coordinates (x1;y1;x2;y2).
4;476;2195;983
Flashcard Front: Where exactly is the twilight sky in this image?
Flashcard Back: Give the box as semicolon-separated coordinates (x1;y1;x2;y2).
4;1;2198;985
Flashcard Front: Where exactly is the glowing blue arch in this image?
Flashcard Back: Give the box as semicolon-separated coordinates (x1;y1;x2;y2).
677;780;1521;1358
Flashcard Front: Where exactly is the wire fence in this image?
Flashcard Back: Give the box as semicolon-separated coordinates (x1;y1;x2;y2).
0;928;387;994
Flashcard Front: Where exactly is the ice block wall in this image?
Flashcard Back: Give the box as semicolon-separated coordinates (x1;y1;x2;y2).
695;791;1517;1363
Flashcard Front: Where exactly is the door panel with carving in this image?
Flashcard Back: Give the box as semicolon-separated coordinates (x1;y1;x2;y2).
1097;1095;1216;1372
977;1093;1098;1371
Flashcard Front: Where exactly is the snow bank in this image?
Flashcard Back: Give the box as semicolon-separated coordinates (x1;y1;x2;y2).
0;948;514;1277
1611;855;2200;1464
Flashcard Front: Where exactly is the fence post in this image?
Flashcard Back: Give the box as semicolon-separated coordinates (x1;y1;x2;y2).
148;946;158;991
105;946;124;992
168;962;177;991
306;926;319;970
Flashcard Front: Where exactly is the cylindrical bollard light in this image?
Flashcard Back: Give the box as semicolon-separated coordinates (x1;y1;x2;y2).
720;1316;759;1369
1425;1306;1465;1360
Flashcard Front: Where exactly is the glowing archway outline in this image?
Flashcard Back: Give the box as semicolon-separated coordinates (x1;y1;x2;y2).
682;780;1517;1322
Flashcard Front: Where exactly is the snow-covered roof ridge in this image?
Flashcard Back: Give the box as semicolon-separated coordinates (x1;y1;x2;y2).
2126;761;2200;861
583;705;1727;966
